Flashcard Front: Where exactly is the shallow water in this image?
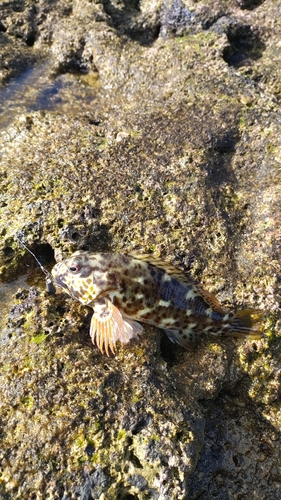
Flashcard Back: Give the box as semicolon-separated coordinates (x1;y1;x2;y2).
0;62;100;130
0;60;99;328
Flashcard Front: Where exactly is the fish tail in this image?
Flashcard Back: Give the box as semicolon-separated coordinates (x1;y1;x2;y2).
227;309;264;339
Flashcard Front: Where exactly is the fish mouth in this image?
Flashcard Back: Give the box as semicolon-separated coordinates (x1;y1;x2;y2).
52;274;69;292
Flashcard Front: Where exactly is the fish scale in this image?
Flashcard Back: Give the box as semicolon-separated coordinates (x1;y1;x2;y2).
52;250;263;356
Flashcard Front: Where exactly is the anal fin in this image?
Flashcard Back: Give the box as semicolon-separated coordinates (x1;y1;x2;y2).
90;299;143;356
164;328;199;349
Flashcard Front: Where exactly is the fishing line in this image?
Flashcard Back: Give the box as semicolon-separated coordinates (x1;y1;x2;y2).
16;237;56;295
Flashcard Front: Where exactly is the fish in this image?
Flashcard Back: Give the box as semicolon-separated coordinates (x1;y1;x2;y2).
51;250;263;356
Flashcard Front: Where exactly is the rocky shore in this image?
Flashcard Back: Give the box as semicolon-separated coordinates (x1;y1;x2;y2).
0;1;280;498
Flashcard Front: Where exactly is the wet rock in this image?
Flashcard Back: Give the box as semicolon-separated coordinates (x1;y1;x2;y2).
73;467;109;500
160;0;196;37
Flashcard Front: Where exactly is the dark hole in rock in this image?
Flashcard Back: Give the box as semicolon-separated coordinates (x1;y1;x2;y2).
232;453;245;467
71;231;80;241
129;451;143;469
131;417;150;435
88;118;101;125
223;23;265;68
59;225;81;242
57;219;64;228
18;242;55;277
3;246;14;257
62;6;73;16
31;243;55;266
84;443;95;457
236;0;265;10
159;332;178;365
26;33;36;47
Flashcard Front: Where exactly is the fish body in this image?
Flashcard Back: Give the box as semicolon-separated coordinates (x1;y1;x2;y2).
51;251;263;355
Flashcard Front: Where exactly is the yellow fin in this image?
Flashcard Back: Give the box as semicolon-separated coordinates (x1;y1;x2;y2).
227;309;264;339
129;253;192;285
90;299;142;356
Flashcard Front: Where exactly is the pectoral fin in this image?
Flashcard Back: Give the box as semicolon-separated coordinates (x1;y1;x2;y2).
90;299;143;356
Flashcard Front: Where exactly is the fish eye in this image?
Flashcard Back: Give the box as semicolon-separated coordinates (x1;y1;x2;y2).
68;264;81;273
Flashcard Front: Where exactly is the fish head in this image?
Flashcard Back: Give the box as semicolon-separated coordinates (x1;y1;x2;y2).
51;250;108;305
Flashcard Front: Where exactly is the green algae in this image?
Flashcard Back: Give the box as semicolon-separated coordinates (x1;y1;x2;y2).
31;332;48;344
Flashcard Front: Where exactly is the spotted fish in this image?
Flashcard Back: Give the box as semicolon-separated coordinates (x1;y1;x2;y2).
51;251;263;355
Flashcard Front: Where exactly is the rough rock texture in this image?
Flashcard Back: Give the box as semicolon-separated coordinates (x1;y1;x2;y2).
0;0;281;498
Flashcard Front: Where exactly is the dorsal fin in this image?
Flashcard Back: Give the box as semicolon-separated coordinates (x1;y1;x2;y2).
128;253;192;285
129;253;224;314
194;284;224;314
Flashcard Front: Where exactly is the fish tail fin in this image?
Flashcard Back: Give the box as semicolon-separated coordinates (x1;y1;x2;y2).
227;309;264;339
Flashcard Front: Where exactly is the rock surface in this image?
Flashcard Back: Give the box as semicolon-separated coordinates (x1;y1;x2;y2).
0;0;281;498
